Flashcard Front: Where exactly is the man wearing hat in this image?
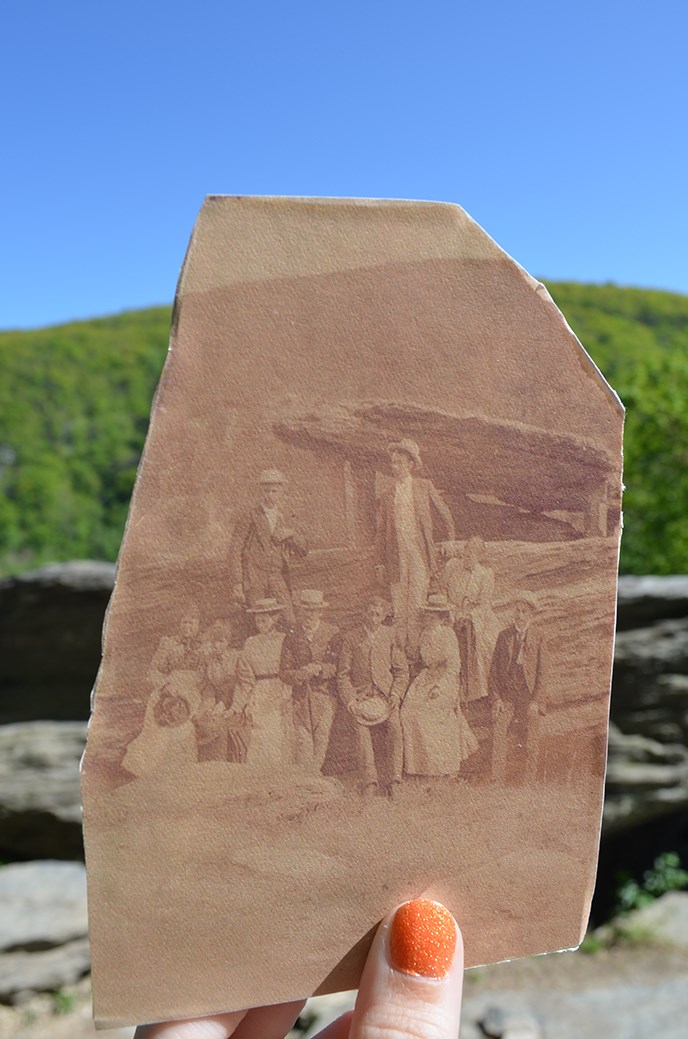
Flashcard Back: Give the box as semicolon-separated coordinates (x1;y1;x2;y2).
228;469;308;625
279;590;342;770
374;439;455;655
488;592;545;784
336;597;409;798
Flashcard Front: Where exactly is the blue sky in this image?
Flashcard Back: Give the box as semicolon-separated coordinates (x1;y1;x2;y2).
2;0;686;328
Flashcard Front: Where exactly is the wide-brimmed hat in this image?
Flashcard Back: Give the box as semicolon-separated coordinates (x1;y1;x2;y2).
421;593;452;614
295;589;329;610
258;469;287;485
349;695;391;727
387;438;421;467
246;598;285;614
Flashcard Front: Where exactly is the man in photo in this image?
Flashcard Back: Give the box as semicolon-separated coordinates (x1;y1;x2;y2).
228;469;308;626
336;596;409;798
279;589;342;770
488;592;545;784
375;439;455;656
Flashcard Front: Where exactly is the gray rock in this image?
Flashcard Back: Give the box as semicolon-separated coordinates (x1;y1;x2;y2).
623;891;688;950
0;722;86;860
480;1005;541;1039
617;575;688;630
463;977;688;1039
0;861;87;951
0;937;90;1004
302;992;356;1038
0;561;114;724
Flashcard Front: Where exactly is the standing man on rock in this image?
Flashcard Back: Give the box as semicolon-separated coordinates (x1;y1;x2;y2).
229;469;308;627
337;596;409;798
488;593;545;785
279;589;342;770
375;439;455;656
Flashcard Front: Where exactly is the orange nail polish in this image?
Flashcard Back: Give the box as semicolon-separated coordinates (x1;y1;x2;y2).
389;899;457;978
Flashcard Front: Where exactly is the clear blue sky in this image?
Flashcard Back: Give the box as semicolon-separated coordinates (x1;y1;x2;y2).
2;0;686;329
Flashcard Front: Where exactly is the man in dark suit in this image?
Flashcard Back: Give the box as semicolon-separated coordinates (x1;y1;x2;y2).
374;439;455;654
229;469;308;626
279;590;342;770
337;597;409;798
488;593;545;784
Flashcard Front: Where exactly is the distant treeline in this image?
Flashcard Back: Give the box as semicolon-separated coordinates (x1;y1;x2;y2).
1;282;686;575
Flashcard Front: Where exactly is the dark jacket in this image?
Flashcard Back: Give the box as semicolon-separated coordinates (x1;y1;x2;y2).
279;622;342;700
488;623;542;713
228;507;308;592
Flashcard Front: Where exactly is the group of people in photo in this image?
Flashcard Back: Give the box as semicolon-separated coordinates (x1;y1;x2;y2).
123;439;546;793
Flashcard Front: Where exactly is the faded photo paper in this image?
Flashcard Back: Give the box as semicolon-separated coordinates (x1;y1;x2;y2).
81;197;624;1029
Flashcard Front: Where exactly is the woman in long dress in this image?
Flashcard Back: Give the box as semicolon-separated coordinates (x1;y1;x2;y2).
233;599;295;770
401;595;478;777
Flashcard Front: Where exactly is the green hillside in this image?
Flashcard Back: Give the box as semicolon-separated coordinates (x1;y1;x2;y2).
1;283;687;575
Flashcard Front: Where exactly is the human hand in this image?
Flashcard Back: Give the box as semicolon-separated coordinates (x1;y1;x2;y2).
133;899;463;1039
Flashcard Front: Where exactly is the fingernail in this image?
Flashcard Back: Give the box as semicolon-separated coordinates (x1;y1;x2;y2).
388;899;458;978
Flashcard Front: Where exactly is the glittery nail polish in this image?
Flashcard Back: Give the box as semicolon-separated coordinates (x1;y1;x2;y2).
388;899;457;978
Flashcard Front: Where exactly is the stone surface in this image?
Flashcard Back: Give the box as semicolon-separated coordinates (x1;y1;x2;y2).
0;862;87;952
0;561;114;724
623;891;688;950
617;575;688;630
0;722;85;860
605;614;688;834
0;938;90;1004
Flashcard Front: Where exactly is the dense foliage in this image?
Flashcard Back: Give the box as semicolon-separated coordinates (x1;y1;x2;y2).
0;308;170;568
547;283;688;574
1;283;687;574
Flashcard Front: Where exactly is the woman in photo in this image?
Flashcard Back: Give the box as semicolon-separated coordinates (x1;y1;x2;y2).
234;599;295;770
401;594;477;778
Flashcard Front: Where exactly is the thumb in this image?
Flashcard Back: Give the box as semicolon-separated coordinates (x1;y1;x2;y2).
350;900;463;1039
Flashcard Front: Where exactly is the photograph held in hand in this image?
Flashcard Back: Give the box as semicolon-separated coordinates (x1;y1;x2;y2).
81;196;623;1029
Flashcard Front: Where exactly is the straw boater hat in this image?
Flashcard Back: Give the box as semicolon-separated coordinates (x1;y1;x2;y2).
421;593;452;614
258;469;287;485
246;598;285;614
350;694;392;728
294;589;329;610
387;438;421;467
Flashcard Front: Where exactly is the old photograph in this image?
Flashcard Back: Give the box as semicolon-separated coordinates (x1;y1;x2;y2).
81;197;623;1028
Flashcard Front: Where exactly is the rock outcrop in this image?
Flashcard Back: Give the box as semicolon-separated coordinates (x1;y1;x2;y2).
0;561;115;724
0;566;687;855
0;861;89;1004
0;722;85;860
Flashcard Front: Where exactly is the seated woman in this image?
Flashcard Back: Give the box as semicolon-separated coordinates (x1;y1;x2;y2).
400;595;477;779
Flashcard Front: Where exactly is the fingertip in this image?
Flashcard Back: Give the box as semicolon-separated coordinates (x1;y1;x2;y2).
387;900;462;979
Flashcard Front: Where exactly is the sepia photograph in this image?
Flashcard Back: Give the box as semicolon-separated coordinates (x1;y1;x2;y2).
79;197;624;1028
